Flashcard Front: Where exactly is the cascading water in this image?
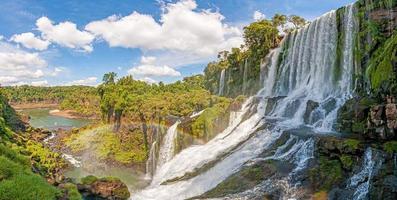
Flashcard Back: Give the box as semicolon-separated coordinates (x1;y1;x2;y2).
133;3;357;200
347;148;384;200
218;69;226;96
145;141;157;178
242;59;248;95
157;121;180;167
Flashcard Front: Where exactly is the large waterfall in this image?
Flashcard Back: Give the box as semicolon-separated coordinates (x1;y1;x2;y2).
133;4;357;200
157;121;180;168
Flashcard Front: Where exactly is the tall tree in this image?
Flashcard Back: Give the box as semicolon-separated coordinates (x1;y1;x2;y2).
102;72;117;85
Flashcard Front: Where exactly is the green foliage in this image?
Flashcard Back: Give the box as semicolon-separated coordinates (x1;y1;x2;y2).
65;125;147;164
383;141;397;153
366;32;397;93
343;139;360;151
62;183;82;200
309;157;343;191
191;97;231;139
0;156;60;200
26;141;66;176
0;144;30;168
352;121;366;133
2;85;100;117
80;175;98;185
339;155;354;169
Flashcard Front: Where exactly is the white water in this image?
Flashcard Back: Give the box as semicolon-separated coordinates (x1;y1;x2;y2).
190;110;205;118
348;148;383;200
157;121;180;167
145;141;157;179
228;111;242;126
242;59;248;95
43;132;55;143
62;153;82;168
218;69;226;96
133;4;357;200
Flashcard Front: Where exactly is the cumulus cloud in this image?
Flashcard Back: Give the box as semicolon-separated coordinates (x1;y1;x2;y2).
65;77;98;86
253;11;266;21
85;0;243;57
36;17;94;52
0;41;61;86
10;32;50;51
128;56;181;78
0;42;49;85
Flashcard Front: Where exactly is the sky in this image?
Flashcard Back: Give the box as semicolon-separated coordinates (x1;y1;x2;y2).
0;0;355;86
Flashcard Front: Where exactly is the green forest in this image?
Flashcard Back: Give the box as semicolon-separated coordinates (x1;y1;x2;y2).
1;0;397;199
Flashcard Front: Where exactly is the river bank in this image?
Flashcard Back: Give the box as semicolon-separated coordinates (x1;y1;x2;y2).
11;102;58;109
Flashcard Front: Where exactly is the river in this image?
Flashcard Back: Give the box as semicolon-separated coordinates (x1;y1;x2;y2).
19;108;91;130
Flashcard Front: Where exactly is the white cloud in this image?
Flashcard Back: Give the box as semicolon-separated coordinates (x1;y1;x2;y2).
0;76;18;84
85;0;243;57
128;56;181;78
0;42;49;86
0;41;61;86
0;35;4;40
138;77;157;84
31;80;48;86
50;67;64;76
36;16;94;52
253;10;265;21
10;32;50;51
65;77;98;86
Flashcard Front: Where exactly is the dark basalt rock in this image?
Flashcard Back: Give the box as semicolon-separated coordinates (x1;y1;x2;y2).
304;100;319;124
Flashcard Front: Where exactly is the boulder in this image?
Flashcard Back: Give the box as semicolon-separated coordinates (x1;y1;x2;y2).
304;100;319;124
78;176;130;200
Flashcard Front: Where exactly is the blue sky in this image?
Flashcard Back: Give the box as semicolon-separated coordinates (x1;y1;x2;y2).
0;0;355;86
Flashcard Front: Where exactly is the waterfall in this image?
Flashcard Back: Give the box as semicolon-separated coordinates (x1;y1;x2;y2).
157;121;180;167
242;59;248;95
348;148;384;200
218;69;226;96
62;154;82;168
190;110;204;118
133;4;357;200
145;141;157;178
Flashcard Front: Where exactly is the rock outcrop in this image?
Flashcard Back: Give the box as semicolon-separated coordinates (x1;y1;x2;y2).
78;176;130;200
367;96;397;140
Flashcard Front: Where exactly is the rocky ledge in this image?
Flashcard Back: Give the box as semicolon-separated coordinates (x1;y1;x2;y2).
78;175;130;200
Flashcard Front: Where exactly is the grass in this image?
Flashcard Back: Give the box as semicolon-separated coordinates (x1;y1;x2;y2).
0;156;60;200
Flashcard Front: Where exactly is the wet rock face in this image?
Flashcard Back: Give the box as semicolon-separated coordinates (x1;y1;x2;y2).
367;96;397;140
369;8;397;37
78;176;130;200
304;100;319;124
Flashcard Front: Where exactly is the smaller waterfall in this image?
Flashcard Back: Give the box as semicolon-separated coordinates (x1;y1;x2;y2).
145;141;157;178
157;121;180;167
43;132;55;143
62;154;82;168
242;59;248;95
348;148;383;200
190;110;204;118
218;69;226;96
